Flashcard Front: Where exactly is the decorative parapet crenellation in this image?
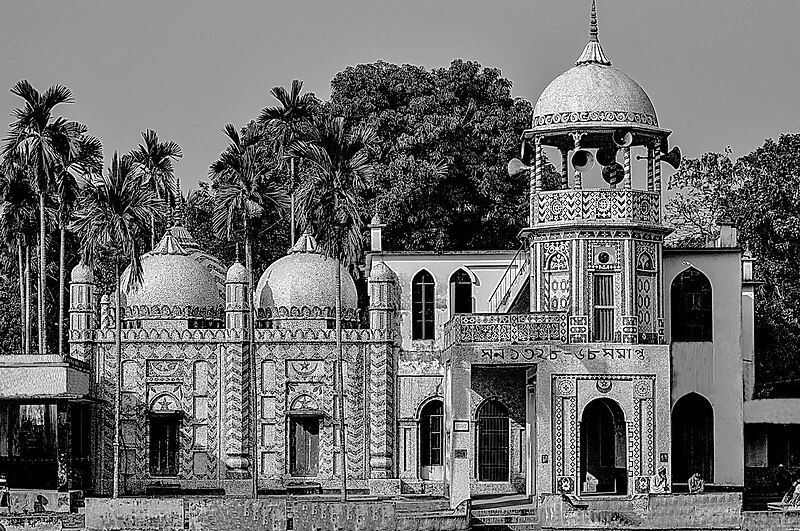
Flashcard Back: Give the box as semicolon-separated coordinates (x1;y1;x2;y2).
535;189;660;227
444;312;568;349
72;327;392;343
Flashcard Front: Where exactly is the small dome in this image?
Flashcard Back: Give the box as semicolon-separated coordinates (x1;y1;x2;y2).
226;261;248;284
70;262;93;283
369;261;395;282
122;232;223;322
255;233;358;326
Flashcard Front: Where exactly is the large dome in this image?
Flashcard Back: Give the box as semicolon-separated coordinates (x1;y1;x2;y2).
531;3;660;134
255;233;358;327
123;231;223;323
532;63;657;132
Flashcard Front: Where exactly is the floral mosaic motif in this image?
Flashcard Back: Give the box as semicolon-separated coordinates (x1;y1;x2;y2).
146;359;182;379
634;379;654;399
557;475;575;494
635;475;651;494
533;110;658;128
290;394;319;411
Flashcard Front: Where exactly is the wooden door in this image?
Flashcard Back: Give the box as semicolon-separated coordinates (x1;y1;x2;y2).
289;417;319;477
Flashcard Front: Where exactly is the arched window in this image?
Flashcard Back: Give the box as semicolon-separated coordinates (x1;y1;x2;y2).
450;269;473;316
477;399;509;482
672;393;714;483
581;398;627;495
419;400;444;470
671;268;712;342
412;270;435;340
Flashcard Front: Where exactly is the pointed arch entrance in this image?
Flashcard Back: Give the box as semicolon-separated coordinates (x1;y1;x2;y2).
672;392;714;483
580;398;627;494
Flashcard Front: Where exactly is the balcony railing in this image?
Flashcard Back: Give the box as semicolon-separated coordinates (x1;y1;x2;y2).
444;312;568;350
487;245;528;313
535;188;660;226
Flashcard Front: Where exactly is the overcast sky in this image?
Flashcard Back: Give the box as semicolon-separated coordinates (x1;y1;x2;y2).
1;0;798;192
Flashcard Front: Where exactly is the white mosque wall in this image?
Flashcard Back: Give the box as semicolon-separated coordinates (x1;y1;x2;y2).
664;249;746;486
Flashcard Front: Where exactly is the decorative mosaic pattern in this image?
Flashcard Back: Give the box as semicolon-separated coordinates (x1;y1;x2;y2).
256;305;359;324
445;313;567;347
123;304;223;320
536;190;660;226
532;110;658;128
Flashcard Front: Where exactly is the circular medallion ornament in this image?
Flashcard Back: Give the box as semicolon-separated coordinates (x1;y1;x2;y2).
596;379;612;393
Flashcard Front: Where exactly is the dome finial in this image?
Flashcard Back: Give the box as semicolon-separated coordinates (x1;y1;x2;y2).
589;0;599;42
576;0;611;66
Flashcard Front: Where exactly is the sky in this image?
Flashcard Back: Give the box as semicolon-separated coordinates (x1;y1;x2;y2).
1;0;799;192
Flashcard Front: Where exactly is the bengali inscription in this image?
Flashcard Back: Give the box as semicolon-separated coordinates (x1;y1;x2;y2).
479;345;646;363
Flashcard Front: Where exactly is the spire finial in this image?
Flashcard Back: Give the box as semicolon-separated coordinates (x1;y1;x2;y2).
575;0;611;66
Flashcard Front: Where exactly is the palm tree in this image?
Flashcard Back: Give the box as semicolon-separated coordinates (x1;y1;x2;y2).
53;125;103;359
72;151;162;498
211;123;288;498
129;129;183;247
259;80;316;243
292;115;377;501
0;159;37;354
3;80;76;357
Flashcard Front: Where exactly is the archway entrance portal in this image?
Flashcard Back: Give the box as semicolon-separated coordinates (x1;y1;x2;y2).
672;393;713;484
580;398;627;495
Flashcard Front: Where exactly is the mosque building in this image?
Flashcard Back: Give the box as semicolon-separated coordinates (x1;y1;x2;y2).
0;0;790;512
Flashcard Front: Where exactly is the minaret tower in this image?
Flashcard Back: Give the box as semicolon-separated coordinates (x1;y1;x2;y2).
519;0;679;344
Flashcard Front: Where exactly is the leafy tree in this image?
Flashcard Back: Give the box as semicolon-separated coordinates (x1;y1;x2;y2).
129;129;183;247
3;80;77;356
259;80;318;243
292;114;378;500
664;149;740;247
72;151;163;497
328;60;535;251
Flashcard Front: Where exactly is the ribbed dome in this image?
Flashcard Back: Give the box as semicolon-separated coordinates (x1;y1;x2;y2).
255;233;358;326
123;231;223;322
532;0;659;133
70;262;93;283
226;261;248;284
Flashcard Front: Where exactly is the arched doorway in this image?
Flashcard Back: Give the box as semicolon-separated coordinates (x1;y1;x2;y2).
419;399;444;480
580;398;627;495
672;393;714;484
477;399;509;482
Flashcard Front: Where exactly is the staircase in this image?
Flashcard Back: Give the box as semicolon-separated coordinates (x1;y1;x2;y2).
488;245;529;313
471;506;540;530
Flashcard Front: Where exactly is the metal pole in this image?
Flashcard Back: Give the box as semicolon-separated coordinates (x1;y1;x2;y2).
336;261;348;500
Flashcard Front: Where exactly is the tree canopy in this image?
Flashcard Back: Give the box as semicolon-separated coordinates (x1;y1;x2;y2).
329;60;533;251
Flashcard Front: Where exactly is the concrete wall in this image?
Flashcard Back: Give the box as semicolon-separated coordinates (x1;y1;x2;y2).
664;249;745;486
372;251;516;353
